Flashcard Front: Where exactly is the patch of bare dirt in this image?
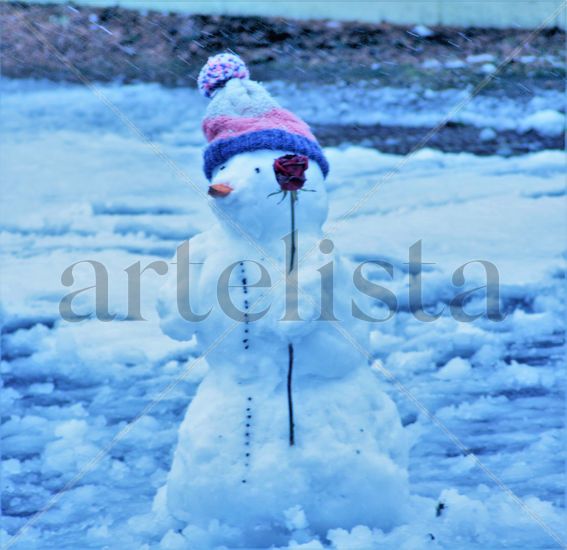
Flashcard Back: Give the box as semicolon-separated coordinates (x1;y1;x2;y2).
1;2;564;91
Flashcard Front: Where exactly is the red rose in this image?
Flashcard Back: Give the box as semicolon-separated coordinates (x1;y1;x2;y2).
273;154;309;191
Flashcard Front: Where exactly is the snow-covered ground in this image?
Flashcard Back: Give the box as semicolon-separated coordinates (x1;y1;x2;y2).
1;78;565;549
269;81;565;136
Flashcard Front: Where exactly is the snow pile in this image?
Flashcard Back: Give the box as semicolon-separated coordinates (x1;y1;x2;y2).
519;109;565;137
1;79;565;549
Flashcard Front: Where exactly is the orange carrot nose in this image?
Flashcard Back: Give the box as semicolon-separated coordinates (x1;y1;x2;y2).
208;183;233;198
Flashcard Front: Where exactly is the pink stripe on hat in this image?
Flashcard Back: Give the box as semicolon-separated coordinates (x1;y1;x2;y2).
203;108;316;143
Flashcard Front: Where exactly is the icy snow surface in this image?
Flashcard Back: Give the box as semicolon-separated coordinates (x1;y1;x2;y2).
1;79;565;549
267;81;565;134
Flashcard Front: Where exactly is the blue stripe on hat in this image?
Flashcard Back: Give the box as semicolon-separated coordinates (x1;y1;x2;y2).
203;129;329;181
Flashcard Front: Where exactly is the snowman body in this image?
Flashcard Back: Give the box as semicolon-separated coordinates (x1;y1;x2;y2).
157;151;409;545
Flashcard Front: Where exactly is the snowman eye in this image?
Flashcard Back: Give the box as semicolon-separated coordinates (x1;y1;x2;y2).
219;166;226;171
255;167;261;173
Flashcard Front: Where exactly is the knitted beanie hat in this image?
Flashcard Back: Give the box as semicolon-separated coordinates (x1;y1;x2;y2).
198;53;329;181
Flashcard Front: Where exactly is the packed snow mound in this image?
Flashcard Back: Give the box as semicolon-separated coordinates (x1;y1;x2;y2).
519;109;565;137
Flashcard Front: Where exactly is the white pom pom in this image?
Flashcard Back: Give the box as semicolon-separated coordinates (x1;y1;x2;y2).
197;53;250;98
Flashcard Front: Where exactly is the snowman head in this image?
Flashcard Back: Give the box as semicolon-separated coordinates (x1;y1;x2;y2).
197;53;330;239
208;149;328;240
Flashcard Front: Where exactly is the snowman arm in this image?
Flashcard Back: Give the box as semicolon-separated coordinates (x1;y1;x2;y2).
270;267;322;338
156;234;207;342
277;255;370;341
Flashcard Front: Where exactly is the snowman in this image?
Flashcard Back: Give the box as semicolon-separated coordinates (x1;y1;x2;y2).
156;53;409;547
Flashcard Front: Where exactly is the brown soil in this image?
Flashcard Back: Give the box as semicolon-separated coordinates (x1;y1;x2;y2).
1;2;564;91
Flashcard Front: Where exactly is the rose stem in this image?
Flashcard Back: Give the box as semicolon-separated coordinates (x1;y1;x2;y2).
287;342;295;446
288;192;296;447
